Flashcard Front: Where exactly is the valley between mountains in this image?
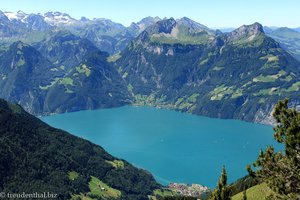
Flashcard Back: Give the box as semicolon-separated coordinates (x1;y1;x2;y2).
1;11;300;124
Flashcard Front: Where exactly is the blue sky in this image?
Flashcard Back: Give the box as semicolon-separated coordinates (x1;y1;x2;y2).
1;0;299;28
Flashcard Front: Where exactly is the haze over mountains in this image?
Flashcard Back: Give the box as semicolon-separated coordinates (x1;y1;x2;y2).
266;27;300;61
1;10;300;56
1;10;300;124
0;10;160;54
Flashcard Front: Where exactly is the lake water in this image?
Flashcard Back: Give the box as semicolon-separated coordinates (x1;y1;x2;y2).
41;106;280;188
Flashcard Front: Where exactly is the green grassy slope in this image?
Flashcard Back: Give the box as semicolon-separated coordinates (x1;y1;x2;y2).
232;183;274;200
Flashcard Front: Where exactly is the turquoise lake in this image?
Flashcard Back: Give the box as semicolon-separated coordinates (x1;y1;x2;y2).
41;106;280;188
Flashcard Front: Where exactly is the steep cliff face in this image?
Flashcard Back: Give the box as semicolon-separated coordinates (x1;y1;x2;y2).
0;41;53;113
41;50;131;114
225;22;264;42
0;41;131;115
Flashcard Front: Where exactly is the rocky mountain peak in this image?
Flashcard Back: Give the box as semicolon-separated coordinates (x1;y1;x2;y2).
128;16;161;34
176;17;209;32
136;17;177;41
44;11;70;18
3;10;28;21
24;14;52;31
225;22;265;42
17;10;26;15
43;11;77;26
139;16;161;24
80;16;89;22
0;10;9;21
232;22;264;37
156;17;177;34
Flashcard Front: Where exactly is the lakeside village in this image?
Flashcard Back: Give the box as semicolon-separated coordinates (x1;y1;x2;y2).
168;182;211;198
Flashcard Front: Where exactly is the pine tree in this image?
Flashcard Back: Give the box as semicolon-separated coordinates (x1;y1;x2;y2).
242;189;247;200
211;166;231;200
247;99;300;199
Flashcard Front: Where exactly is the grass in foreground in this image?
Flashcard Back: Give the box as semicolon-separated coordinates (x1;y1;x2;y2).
231;183;274;200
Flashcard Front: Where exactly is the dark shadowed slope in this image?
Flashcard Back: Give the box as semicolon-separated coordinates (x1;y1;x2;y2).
0;99;159;200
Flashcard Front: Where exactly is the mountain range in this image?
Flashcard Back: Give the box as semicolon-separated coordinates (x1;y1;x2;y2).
1;10;299;58
0;11;161;54
0;11;300;124
116;19;300;123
